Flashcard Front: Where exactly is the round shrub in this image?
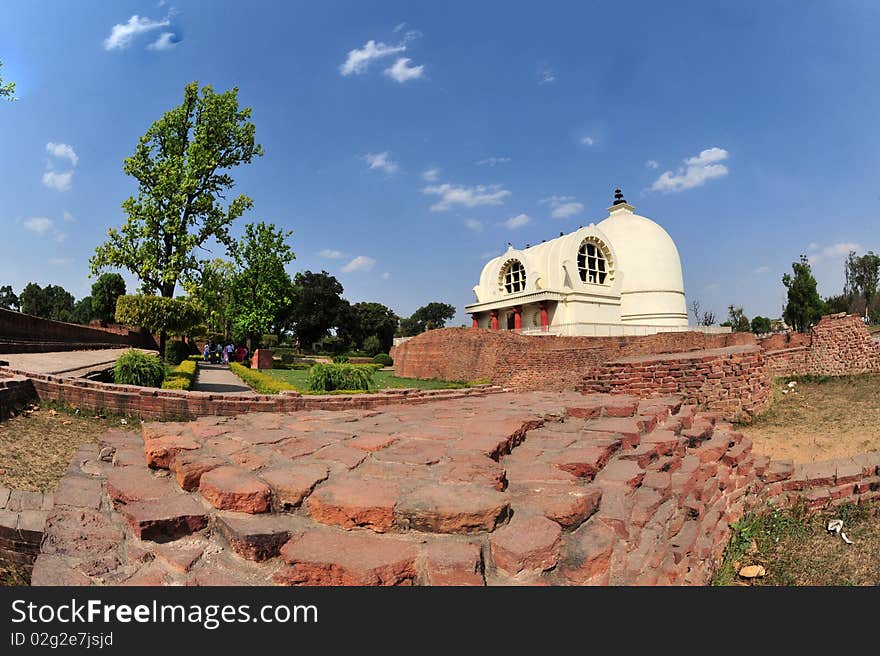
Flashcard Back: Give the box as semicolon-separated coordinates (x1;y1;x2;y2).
373;353;393;367
113;349;166;388
307;363;374;392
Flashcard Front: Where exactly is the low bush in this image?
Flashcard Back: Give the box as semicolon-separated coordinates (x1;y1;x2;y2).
164;340;191;365
307;363;375;392
229;362;297;394
373;353;393;367
332;355;350;364
114;350;166;388
261;334;279;348
362;335;382;356
161;359;197;390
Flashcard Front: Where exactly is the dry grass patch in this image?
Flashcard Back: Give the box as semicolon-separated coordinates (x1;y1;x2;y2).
0;402;139;492
741;374;880;462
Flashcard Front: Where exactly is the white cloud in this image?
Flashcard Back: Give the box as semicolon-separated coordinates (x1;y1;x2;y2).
538;66;556;84
381;271;391;280
465;219;483;232
104;14;170;50
342;255;376;273
42;170;73;192
393;22;407;33
422;168;440;182
363;151;398;174
319;249;344;259
807;242;862;264
147;32;179;51
48;257;73;266
754;265;771;274
62;211;75;223
646;160;659;169
46;142;78;166
503;213;531;230
541;195;584;219
580;136;595;146
423;183;511;211
340;40;406;76
650;147;729;193
477;157;510;167
384;57;424;83
23;216;65;242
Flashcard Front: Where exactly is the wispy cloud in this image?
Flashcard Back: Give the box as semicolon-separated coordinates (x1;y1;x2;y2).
363;151;399;175
476;157;510;167
147;32;179;51
23;216;65;242
422;168;440;182
538;64;556;85
384;57;424;83
381;271;391;280
319;249;344;259
503;213;531;230
393;22;407;33
342;255;376;273
340;40;406;76
46;142;77;166
104;14;170;50
650;147;729;193
48;257;73;266
465;219;483;232
806;242;862;264
580;136;595;146
753;265;771;274
62;211;75;223
42;170;73;192
645;160;659;169
541;195;584;219
423;183;511;211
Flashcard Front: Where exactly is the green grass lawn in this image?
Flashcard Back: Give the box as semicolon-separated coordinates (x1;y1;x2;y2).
264;367;470;392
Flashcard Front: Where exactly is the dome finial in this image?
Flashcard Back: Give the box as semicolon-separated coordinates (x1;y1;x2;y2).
612;188;626;205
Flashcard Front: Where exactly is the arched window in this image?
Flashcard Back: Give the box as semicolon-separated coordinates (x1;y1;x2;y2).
500;260;526;294
577;239;609;285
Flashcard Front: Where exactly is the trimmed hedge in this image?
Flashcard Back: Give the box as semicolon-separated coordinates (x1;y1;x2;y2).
161;359;197;390
229;362;297;394
307;363;376;392
114;350;165;388
373;353;393;367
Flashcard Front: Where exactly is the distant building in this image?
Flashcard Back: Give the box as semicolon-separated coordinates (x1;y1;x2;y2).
465;190;714;336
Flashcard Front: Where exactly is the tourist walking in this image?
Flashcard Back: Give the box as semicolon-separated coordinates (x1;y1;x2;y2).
203;342;210;362
225;342;234;365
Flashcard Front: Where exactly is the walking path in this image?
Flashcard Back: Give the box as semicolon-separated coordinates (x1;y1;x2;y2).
0;348;155;376
191;361;254;394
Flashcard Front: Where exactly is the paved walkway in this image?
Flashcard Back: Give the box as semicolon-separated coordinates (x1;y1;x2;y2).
191;361;254;394
0;348;155;376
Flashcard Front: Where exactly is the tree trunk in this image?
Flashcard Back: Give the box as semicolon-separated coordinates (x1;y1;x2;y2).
160;282;175;361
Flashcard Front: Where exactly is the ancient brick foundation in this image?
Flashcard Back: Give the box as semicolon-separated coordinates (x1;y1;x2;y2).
391;327;755;392
0;376;36;421
0;308;156;352
578;345;771;421
0;487;52;572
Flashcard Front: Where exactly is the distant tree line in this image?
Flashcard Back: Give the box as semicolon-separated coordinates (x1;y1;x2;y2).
0;273;127;325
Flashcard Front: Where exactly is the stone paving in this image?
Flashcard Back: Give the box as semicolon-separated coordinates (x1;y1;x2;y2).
32;390;781;586
0;349;154;376
191;362;254;395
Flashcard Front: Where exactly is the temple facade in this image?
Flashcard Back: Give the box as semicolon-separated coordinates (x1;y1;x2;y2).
465;190;692;336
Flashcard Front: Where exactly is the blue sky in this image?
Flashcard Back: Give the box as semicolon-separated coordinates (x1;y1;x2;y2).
2;1;880;325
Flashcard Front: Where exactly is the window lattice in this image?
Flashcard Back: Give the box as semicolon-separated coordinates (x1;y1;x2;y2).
578;240;608;284
501;260;526;294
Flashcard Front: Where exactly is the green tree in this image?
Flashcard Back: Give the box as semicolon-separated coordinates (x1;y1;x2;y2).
726;305;750;333
289;271;348;350
72;296;93;324
185;258;236;339
783;255;825;332
91;273;127;323
90;81;262;353
750;315;772;335
0;285;19;311
397;316;422;337
229;222;296;348
115;295;203;339
844;250;880;322
20;283;75;322
411;302;456;332
824;293;853;315
0;61;15;101
340;301;399;352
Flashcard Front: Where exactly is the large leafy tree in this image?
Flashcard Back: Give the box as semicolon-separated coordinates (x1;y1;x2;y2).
19;283;75;322
0;61;15;101
339;302;399;352
229;222;296;347
783;255;825;332
185;258;236;339
412;302;456;331
726;305;750;333
72;296;93;324
289;270;348;350
844;250;880;322
0;285;19;311
90;81;263;298
750;315;772;335
91;273;127;323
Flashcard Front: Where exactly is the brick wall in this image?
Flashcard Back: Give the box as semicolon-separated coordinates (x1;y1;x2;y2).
0;376;36;421
0;487;51;572
578;345;771;421
0;308;156;351
391;327;755;391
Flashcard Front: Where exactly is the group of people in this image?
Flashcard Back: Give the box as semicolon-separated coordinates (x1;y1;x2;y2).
203;341;249;365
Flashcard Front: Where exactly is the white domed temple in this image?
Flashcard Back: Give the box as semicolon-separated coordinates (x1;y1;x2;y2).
465;190;696;336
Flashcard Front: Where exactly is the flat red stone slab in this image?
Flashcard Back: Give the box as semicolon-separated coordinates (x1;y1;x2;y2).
423;540;484;586
119;495;209;542
509;482;601;528
216;512;306;561
107;467;179;506
259;462;329;508
170;452;227;491
310;443;369;469
490;515;562;575
199;466;272;513
346;433;400;452
144;435;200;469
275;530;419;586
373;440;447;465
439;453;507;490
395;483;510;534
559;519;617;585
309;477;399;532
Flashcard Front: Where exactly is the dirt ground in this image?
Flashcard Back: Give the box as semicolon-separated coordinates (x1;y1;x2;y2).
0;402;139;492
741;374;880;463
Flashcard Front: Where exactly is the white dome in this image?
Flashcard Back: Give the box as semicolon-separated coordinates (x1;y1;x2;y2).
595;204;687;325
